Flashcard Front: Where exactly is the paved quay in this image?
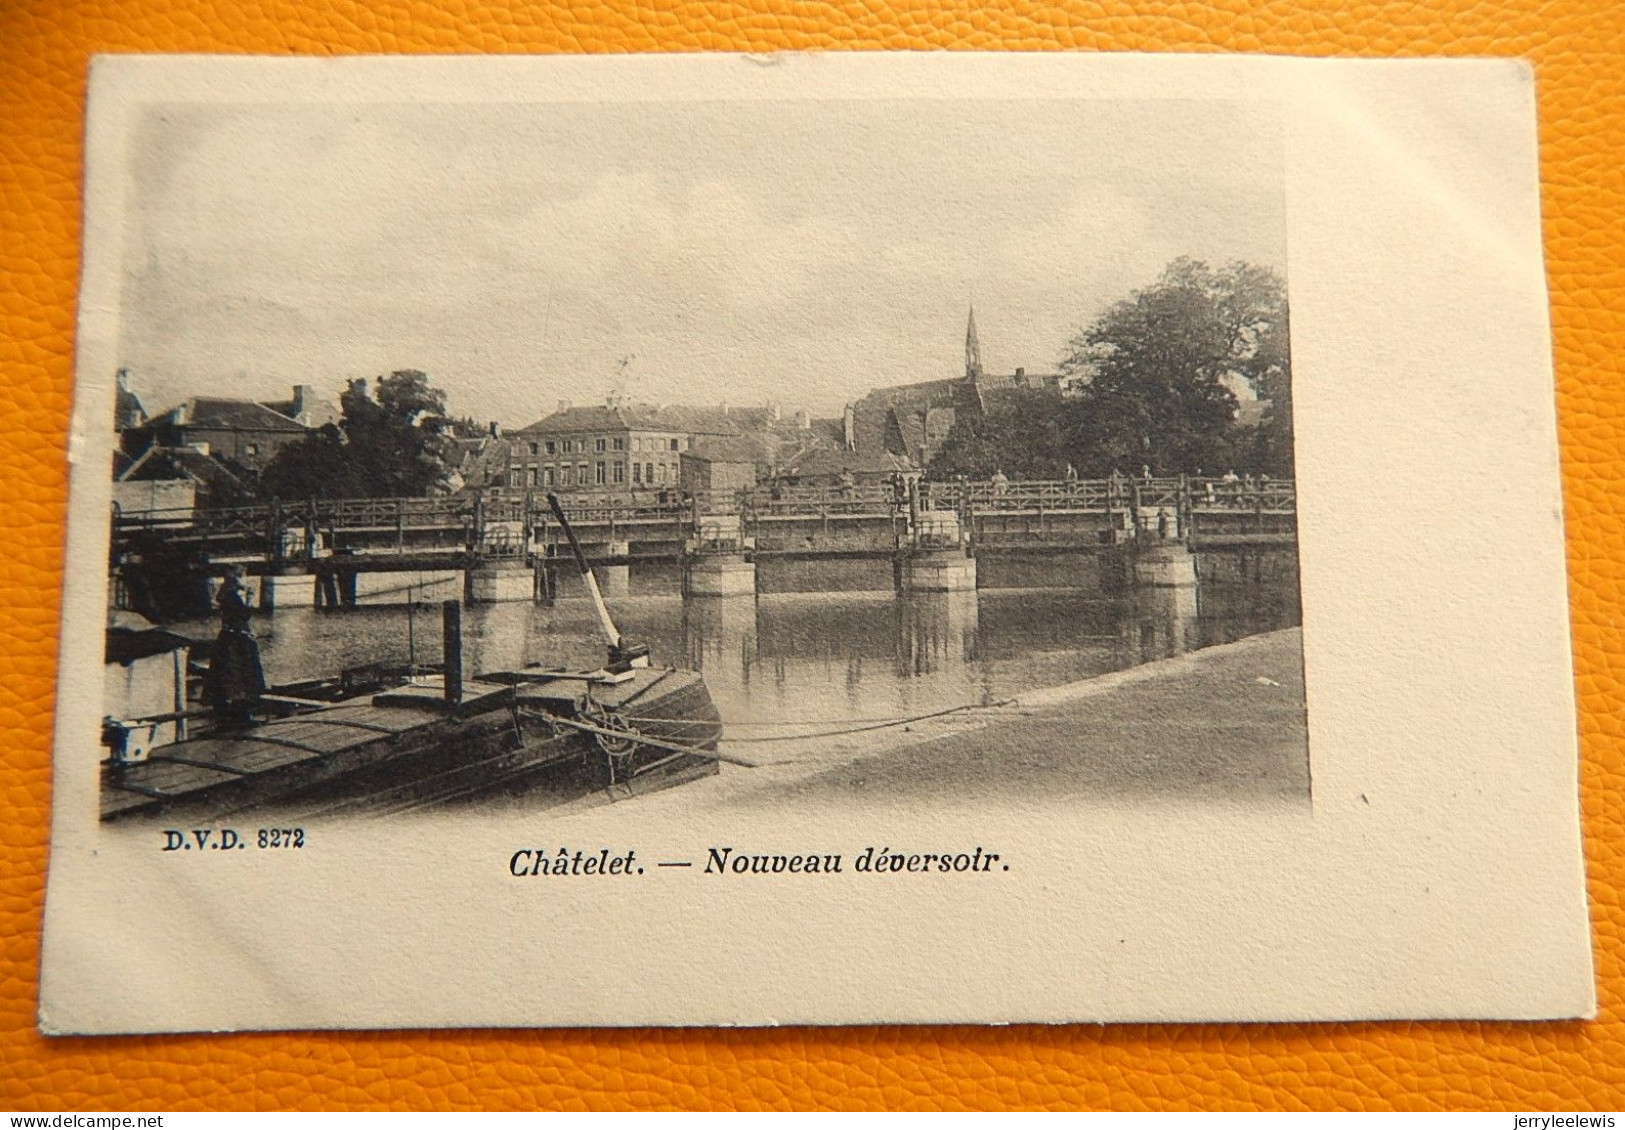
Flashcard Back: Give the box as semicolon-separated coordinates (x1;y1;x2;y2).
634;627;1312;813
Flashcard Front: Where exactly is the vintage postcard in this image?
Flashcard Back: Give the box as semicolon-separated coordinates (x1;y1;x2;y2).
40;52;1593;1032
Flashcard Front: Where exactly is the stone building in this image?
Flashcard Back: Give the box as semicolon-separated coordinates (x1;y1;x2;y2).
123;385;339;470
680;435;767;494
448;431;515;495
505;399;741;493
113;444;250;516
844;307;1069;467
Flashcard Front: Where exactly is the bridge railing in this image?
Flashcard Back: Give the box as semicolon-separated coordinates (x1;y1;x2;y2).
528;497;686;525
114;503;276;540
925;479;1129;512
311;496;475;529
110;504;208;531
1130;478;1186;514
741;484;903;517
1187;478;1296;512
111;478;1297;554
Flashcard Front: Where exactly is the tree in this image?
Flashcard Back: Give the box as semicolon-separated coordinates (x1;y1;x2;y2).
1059;258;1291;476
1244;278;1295;478
448;414;496;439
260;370;458;500
927;259;1292;480
929;397;1072;480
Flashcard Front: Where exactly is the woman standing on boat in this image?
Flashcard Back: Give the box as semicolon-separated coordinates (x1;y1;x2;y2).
204;565;265;727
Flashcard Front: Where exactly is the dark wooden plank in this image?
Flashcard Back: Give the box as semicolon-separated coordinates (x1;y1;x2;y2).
101;788;162;817
165;729;339;762
371;680;511;712
198;741;332;775
595;668;702;710
240;721;380;754
600;668;680;710
291;716;408;736
115;760;245;796
313;703;441;734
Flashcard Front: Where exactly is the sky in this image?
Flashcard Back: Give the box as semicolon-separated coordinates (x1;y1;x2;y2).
116;97;1287;425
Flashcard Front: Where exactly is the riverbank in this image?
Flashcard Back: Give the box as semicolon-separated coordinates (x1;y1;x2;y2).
650;627;1310;811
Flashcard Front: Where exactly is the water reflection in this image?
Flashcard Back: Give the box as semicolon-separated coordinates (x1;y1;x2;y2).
168;555;1300;733
1129;585;1201;664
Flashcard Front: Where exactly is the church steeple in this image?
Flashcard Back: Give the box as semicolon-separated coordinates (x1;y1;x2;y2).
965;304;983;381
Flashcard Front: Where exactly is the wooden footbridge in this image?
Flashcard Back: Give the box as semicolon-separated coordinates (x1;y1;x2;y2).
110;476;1296;613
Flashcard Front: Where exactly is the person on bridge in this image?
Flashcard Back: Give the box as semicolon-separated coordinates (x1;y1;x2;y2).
203;565;265;728
1064;463;1078;482
991;468;1010;495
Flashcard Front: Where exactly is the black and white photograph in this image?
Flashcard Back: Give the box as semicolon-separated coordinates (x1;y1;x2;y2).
99;93;1304;822
41;54;1592;1033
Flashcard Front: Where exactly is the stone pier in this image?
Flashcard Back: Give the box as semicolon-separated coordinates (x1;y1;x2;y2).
1132;544;1198;588
688;554;757;596
913;509;962;546
468;560;536;603
695;514;743;546
902;549;978;593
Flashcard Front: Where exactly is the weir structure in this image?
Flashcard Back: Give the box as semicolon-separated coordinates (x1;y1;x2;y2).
108;476;1297;618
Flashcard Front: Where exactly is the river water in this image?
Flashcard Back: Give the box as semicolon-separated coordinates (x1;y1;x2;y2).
169;553;1301;738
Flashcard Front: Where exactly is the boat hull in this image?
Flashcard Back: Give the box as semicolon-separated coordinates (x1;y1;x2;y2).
100;665;723;822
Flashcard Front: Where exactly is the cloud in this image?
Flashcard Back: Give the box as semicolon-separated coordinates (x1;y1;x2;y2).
118;98;1287;421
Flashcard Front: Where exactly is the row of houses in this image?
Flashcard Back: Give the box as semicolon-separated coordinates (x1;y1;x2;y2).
468;308;1066;497
109;308;1071;510
112;371;344;513
484;396;911;499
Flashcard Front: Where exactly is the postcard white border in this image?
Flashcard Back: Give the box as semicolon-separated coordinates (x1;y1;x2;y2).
41;52;1594;1032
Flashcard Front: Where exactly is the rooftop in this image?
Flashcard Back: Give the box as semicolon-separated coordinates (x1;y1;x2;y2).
683;436;767;465
515;403;743;437
151;397;311;433
118;446;248;493
783;447;916;478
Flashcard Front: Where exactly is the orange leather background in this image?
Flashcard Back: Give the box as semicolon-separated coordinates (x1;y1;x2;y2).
2;0;1621;1112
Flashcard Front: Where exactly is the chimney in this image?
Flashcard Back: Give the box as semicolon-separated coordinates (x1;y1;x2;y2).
842;404;856;452
290;384;312;423
768;400;781;421
1015;367;1025;380
488;421;500;438
794;409;811;431
173;401;190;427
556;399;571;413
113;368;147;430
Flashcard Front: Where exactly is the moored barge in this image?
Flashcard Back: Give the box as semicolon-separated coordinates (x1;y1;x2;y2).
101;657;725;821
100;494;732;821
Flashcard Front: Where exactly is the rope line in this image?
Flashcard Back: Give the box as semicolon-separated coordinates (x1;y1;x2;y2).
707;700;1016;744
534;712;757;768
